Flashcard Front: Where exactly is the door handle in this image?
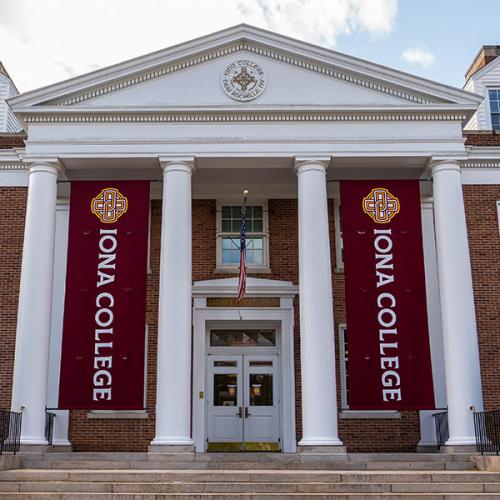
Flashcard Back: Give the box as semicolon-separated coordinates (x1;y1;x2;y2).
245;407;251;418
236;406;243;418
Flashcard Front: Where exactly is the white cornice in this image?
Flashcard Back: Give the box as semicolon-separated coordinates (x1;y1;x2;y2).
8;25;482;112
20;108;470;124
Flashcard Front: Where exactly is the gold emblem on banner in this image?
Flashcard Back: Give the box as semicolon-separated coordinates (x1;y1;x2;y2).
362;188;400;224
91;188;128;223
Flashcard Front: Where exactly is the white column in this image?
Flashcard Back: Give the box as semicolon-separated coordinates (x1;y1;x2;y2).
295;157;342;447
432;159;483;446
46;203;71;446
418;201;447;449
151;156;195;447
11;162;60;444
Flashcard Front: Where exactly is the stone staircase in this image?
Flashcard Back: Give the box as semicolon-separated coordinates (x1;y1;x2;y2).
1;452;499;498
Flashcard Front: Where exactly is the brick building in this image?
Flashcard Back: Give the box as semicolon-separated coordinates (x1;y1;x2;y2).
0;25;499;454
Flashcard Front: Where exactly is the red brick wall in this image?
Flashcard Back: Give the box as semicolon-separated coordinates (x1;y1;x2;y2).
463;185;500;410
69;198;421;452
0;187;27;410
0;134;26;149
464;131;500;146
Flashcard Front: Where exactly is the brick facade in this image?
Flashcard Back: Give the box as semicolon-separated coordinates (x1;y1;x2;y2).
0;187;27;410
463;185;500;410
67;198;420;452
464;131;500;146
0;133;26;149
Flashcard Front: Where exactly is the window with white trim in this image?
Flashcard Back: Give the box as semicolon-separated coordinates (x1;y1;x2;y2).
216;201;269;270
489;89;500;130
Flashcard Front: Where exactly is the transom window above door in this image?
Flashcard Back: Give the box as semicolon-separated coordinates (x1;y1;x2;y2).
216;202;269;271
210;329;276;348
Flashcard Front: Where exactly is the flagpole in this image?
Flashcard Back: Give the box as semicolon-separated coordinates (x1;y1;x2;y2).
237;189;248;320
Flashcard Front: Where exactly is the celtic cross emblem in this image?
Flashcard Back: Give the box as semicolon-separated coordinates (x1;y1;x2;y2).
232;67;256;92
91;188;128;223
362;188;400;224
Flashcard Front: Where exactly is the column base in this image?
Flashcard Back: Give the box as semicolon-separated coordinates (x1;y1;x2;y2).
417;443;439;453
440;444;477;454
20;437;49;446
148;444;195;461
298;437;346;455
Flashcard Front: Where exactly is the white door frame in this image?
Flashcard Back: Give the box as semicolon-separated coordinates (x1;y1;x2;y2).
192;277;298;453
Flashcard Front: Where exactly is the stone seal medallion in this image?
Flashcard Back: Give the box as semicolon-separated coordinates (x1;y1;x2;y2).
221;60;266;102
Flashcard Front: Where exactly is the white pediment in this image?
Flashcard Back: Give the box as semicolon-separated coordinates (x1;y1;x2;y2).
9;24;482;118
62;50;411;108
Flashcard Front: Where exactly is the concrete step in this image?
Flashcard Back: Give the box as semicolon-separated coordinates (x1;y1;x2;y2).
2;470;500;483
18;460;477;471
4;469;500;499
16;452;477;471
2;480;500;494
2;494;500;499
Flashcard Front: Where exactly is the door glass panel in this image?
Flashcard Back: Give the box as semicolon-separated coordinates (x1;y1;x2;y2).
214;361;237;367
210;330;276;347
249;373;273;406
249;360;273;367
213;374;238;406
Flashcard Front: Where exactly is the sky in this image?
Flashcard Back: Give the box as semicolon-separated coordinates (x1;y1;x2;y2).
0;0;498;94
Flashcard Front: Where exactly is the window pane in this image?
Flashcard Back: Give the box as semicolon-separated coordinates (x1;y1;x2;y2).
253;220;263;232
253;206;263;218
249;374;273;406
248;238;262;249
231;219;241;232
213;374;237;406
210;330;276;347
246;206;253;218
222;238;239;250
221;219;232;232
232;206;242;219
221;206;231;218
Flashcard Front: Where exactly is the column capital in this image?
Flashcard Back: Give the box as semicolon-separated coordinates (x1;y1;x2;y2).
159;156;196;175
294;156;331;175
430;158;462;176
27;161;61;177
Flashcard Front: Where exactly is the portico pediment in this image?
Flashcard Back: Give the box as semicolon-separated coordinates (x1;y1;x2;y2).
9;24;481;122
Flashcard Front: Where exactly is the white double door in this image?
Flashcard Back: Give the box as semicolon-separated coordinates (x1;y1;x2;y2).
207;353;280;451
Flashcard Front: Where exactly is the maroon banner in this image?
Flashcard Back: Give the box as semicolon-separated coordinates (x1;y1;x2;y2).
59;181;150;409
339;180;435;410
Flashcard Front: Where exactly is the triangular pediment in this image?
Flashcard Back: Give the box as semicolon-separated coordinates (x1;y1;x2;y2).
9;24;482;117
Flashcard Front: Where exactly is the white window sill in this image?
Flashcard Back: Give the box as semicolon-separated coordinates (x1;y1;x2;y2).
87;411;149;420
213;267;272;275
340;410;401;419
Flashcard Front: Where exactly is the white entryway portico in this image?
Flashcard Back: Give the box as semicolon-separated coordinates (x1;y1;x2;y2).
7;24;484;451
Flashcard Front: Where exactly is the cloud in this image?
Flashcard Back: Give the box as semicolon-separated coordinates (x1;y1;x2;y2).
0;0;398;92
401;47;435;69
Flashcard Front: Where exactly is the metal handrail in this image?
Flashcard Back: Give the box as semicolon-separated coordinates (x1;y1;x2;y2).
45;410;56;446
432;410;449;449
474;409;500;455
0;410;22;455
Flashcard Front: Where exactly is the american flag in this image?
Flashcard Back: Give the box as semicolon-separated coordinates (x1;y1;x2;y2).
237;192;248;303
